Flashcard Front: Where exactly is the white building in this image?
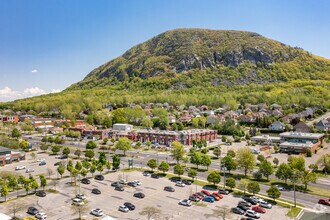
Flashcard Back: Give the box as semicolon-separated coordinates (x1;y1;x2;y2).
112;123;133;132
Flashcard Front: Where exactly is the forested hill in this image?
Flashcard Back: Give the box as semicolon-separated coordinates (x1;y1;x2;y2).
67;28;330;90
2;28;330;113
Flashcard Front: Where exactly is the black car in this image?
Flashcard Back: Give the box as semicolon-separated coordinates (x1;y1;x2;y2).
60;155;68;159
92;188;101;194
111;182;120;187
243;197;258;205
240;218;255;220
95;175;104;181
128;182;138;187
124;202;135;210
133;192;145;198
81;178;90;184
115;186;124;191
238;201;252;207
151;173;159;179
182;179;193;185
54;161;61;166
35;190;46;197
237;205;249;211
164;186;175;192
169;177;181;182
189;195;200;202
27;207;39;215
218;188;229;195
232;207;245;215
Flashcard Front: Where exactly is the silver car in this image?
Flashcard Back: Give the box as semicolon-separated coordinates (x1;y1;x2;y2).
259;201;272;209
119;205;129;213
179;199;192;206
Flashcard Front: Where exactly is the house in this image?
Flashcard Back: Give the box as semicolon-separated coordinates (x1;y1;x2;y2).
315;119;330;132
19;114;36;122
206;115;217;125
0;146;26;166
272;109;283;117
0;115;18;123
294;122;311;133
269;121;285;131
239;114;256;123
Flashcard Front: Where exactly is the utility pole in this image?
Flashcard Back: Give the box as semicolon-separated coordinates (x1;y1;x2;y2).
292;171;297;207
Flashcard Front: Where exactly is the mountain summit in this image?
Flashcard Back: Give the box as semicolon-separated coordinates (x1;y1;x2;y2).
68;28;329;90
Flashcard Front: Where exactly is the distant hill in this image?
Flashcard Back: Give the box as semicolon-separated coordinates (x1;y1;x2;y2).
2;28;330;112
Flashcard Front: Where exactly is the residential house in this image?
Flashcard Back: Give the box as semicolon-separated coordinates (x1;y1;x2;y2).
269;121;285;131
294;122;311;133
315;119;330;132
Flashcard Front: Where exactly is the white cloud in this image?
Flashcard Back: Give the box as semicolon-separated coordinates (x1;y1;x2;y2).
0;87;61;102
31;69;38;73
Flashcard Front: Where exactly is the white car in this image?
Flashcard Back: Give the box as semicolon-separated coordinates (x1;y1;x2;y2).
75;193;87;200
118;179;128;185
259;201;272;209
119;205;129;213
26;168;34;173
250;196;263;202
275;184;287;191
90;208;103;217
132;180;142;186
246;210;261;218
72;198;84;206
175;181;186;187
250;148;260;154
37;158;46;162
179;199;192;206
35;212;47;219
15;165;26;170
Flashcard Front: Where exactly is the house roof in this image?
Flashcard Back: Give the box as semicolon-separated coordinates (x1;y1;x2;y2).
294;122;310;129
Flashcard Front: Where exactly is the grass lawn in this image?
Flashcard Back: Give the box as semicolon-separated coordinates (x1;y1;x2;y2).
286;206;302;218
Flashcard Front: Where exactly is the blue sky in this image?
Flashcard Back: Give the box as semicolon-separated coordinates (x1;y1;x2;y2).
0;0;329;101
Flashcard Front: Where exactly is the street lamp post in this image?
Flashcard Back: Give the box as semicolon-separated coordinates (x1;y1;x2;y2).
292;171;297;207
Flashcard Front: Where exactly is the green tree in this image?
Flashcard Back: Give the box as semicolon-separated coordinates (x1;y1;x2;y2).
300;170;317;190
170;141;185;164
0;184;9;201
158;161;170;174
199;116;207;128
86;140;97;149
190;152;202;169
201;154;212;170
146;141;152;149
191;117;199;128
247;182;260;195
115;137;132;156
40;144;48;152
74;149;82;158
112;154;121;170
316;154;330;174
289;156;305;171
112;108;128;124
98;152;107;166
222;156;237;173
227;149;236;158
141;117;153;129
75;161;82;172
19;140;29;151
81;169;87;177
207;171;221;185
173;164;184;177
213;147;221;158
266;186;281;201
23;179;31;195
57;165;65;178
62;147;70;156
308;164;318;172
39;175;47;190
273;157;279;167
85;150;95;159
31;178;39;193
259;160;274;181
275;163;293;184
188;169;198;180
236;147;256;176
257;154;265;162
226;177;236;190
147;159;157;171
97;164;104;174
11;128;21;139
51;145;61;155
90;165;96;177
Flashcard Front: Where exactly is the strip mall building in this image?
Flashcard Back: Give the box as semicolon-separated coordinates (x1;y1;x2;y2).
0;146;26;166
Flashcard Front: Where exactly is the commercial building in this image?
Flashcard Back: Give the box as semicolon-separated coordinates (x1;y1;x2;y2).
0;115;18;123
0;146;26;166
113;123;133;132
279;132;324;153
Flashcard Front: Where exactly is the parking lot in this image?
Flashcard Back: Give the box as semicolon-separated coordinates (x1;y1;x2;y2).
0;166;289;220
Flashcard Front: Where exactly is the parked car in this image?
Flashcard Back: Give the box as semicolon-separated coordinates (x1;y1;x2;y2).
132;180;142;186
259;201;272;209
196;192;206;198
251;148;260;154
35;212;47;219
39;161;46;166
37;159;45;162
210;194;220;201
175;181;185;187
245;210;261;218
201;189;211;196
232;207;245;215
72;198;84;206
202;196;215;203
28;207;39;215
192;193;203;200
118;179;128;185
182;179;192;185
90;208;103;217
238;200;252;207
81;178;90;184
92;188;101;194
164;186;175;192
15;165;26;170
128;182;138;187
237;205;250;211
75;193;87;200
111;181;120;187
119;205;129;213
243;197;258;205
318;198;330;206
115;186;124;191
143;171;150;176
35;190;46;197
179;199;192;206
189;195;200;202
133;192;145;198
218;188;229;195
54;161;61;166
26;168;34;173
274;184;288;191
212;192;223;199
94;175;104;181
170;177;181;182
124;202;135;210
240;217;255;220
250;196;263;203
151;173;159;179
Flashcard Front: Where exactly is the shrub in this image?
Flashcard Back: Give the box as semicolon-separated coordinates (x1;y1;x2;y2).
306;148;312;157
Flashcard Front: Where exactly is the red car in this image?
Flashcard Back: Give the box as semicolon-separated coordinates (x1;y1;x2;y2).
252;206;266;213
212;192;224;199
201;190;211;196
319;199;330;206
192;193;203;200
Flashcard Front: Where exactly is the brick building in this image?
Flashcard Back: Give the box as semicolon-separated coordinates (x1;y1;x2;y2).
279;132;324;153
0;146;26;166
0;115;18;123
